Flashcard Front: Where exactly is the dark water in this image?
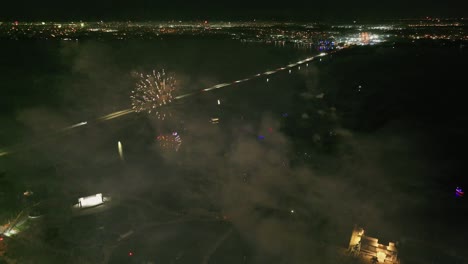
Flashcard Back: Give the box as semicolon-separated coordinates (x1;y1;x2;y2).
0;38;314;145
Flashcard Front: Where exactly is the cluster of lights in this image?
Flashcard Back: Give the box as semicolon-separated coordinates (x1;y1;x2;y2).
131;69;176;120
238;27;331;47
2;22;86;40
2;20;465;46
409;34;468;41
455;187;464;197
0;21;341;49
408;22;462;27
336;32;386;46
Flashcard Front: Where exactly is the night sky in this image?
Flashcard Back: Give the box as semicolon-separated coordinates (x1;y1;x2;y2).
1;0;467;21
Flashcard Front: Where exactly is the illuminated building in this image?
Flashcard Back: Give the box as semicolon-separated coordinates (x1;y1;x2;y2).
348;226;399;263
78;193;104;208
210;118;220;124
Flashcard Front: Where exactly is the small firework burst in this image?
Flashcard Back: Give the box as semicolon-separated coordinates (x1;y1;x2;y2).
131;69;176;120
156;132;182;151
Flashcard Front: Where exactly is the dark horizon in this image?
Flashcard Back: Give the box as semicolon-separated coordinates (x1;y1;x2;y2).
1;0;467;22
0;17;467;23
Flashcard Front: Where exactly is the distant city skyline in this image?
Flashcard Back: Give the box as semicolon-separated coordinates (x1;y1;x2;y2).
2;20;464;43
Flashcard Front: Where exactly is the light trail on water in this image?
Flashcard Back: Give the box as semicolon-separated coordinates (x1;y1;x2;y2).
173;53;325;100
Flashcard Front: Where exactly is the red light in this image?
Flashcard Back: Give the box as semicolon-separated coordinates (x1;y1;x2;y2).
0;237;3;241
128;252;133;256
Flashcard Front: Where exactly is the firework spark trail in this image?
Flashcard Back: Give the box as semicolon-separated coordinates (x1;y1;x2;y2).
60;121;88;132
98;109;134;121
0;121;90;158
118;141;124;161
0;53;328;158
156;132;182;151
201;227;233;264
0;110;133;158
